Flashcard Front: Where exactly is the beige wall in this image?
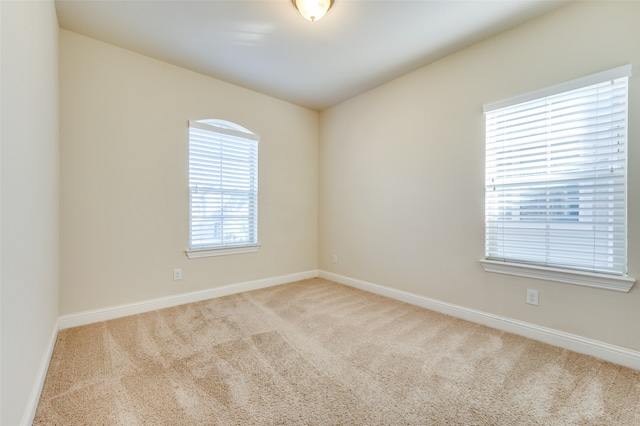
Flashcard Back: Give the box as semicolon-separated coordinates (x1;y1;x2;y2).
319;1;640;351
4;1;634;422
59;30;318;315
56;1;640;352
1;1;59;424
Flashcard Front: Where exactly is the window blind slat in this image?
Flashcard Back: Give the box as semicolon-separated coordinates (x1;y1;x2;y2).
188;120;259;250
484;68;629;275
483;64;631;112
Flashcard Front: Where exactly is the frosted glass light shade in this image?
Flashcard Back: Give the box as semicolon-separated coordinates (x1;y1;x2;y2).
293;0;334;22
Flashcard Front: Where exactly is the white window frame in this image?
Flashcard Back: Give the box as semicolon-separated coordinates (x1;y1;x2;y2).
480;65;635;292
186;119;260;259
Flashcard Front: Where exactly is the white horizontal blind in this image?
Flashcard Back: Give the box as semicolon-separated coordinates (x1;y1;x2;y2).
485;67;630;275
189;120;258;250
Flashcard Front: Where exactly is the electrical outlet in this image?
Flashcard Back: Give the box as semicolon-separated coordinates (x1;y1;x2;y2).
332;254;338;264
526;289;538;306
173;268;182;281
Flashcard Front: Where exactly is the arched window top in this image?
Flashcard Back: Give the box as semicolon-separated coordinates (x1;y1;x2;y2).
187;118;260;257
195;119;255;137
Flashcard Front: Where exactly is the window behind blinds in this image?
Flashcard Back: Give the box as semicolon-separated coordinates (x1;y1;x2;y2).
188;120;258;250
484;65;631;275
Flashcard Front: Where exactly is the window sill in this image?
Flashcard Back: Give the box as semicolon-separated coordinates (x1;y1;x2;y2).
186;244;260;259
480;259;636;293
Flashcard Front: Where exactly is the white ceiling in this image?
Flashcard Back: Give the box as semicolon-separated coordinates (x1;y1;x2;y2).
55;0;566;111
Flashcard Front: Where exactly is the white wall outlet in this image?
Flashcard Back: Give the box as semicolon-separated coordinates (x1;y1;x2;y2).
332;254;338;264
173;268;182;281
526;289;539;305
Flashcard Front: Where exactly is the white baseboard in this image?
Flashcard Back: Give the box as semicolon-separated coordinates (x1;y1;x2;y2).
21;317;60;426
24;270;317;425
319;270;640;371
23;268;640;425
59;270;318;329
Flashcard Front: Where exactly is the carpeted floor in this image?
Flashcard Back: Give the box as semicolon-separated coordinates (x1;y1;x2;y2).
34;278;640;425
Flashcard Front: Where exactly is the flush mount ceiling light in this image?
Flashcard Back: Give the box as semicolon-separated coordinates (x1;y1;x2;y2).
292;0;334;22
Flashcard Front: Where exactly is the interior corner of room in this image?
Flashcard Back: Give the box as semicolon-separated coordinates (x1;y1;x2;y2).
2;0;640;425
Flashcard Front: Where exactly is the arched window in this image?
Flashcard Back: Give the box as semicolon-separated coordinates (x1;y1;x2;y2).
186;119;259;258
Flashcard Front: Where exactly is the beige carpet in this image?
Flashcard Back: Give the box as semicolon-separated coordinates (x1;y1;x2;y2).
34;278;640;425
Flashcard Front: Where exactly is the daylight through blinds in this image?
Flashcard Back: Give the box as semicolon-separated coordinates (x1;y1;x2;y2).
189;120;258;250
484;66;630;275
